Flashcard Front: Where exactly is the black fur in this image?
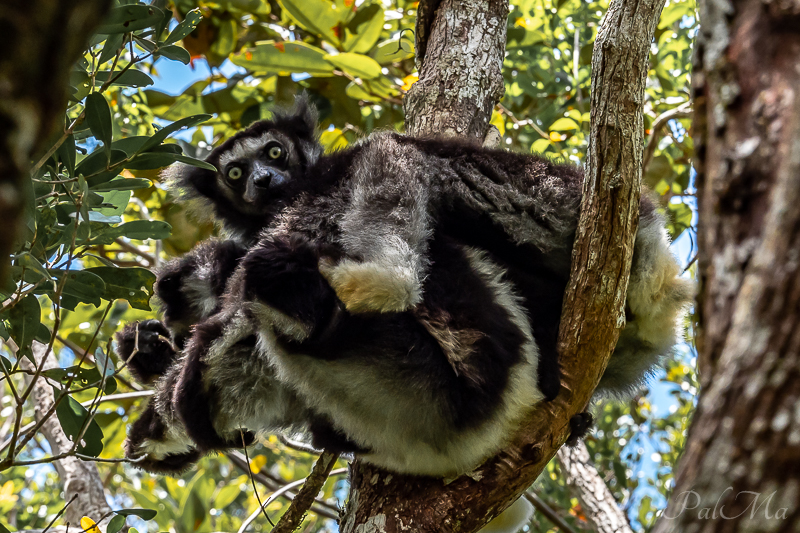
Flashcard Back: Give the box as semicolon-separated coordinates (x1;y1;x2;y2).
124;401;202;474
173;318;254;452
115;319;176;384
241;234;340;334
566;412;594;445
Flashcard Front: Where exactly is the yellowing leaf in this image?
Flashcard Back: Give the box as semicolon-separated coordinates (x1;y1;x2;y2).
325;52;382;79
401;72;419;91
249;454;268;473
532;138;551;153
549;117;580;131
81;517;100;533
549;131;563;142
320;128;349;152
490;110;506;136
0;481;17;504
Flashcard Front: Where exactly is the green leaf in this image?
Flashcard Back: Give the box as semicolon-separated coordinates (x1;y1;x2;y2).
50;269;106;307
97;190;132;217
97;5;165;34
56;134;77;177
343;4;384;54
213;484;242;510
156;44;191;64
165;8;203;45
88;220;171;245
0;520;10;533
107;515;126;533
7;295;41;360
373;37;415;65
210;19;238;58
85;266;158;311
76;148;127;177
278;0;350;46
325;53;382;79
231;41;335;77
14;252;51;282
138;114;212;154
531;138;550;153
43;366;103;388
98;33;125;65
55;394;105;456
90;178;152;193
94;70;154;88
124;151;215;171
116;508;158;520
85;93;113;162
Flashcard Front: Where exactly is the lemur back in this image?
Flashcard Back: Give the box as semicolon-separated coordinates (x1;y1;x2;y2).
118;100;693;476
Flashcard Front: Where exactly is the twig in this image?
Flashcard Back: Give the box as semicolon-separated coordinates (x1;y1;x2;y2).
238;461;346;533
524;492;579;533
642;101;692;173
225;451;340;518
241;430;276;528
41;494;79;533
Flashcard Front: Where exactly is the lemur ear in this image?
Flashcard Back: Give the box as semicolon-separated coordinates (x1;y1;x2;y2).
292;93;319;138
273;93;319;141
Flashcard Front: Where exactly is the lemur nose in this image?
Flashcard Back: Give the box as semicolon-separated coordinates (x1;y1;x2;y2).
253;172;272;188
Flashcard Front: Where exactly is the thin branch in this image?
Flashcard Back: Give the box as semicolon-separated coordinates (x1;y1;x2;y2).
226;451;341;517
238;463;347;533
642;101;692;173
524;492;579;533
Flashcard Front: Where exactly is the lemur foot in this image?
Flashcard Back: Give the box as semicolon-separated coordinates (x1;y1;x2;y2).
124;400;201;475
241;234;339;333
115;319;176;384
565;412;594;445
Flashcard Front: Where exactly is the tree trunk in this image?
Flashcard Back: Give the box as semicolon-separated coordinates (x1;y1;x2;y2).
404;0;508;139
0;0;111;281
557;443;634;533
653;0;800;531
338;0;663;530
24;342;114;528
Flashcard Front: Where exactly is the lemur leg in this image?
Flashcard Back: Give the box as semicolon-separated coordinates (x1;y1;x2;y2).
325;140;433;314
239;234;343;342
124;366;201;474
254;236;544;475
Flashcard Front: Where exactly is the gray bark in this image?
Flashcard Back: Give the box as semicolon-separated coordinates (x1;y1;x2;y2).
652;0;800;531
557;443;634;533
404;0;508;139
24;342;114;528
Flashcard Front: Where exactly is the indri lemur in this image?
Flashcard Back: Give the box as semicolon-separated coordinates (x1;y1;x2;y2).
117;98;693;476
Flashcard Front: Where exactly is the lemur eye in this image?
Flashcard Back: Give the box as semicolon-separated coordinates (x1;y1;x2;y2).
268;145;283;159
227;166;243;180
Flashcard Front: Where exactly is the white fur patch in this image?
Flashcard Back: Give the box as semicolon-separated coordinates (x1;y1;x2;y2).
324;258;422;313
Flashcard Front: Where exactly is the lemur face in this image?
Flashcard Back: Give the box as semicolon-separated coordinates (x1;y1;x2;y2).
165;96;322;237
213;130;300;216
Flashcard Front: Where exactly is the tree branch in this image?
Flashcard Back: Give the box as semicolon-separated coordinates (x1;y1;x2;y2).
22;342;114;526
557;443;634;533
